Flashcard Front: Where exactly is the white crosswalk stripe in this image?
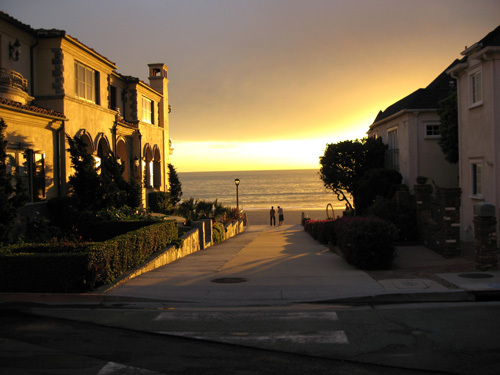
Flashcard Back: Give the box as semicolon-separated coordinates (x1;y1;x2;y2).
154;311;339;321
160;330;349;344
153;310;349;346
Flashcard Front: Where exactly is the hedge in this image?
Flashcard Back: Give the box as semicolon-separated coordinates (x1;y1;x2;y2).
303;219;336;245
0;220;178;292
304;216;398;270
335;216;398;270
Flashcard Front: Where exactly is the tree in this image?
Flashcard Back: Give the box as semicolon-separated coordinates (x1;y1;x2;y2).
167;163;182;206
437;90;459;164
99;154;141;209
67;135;140;211
319;137;386;211
0;119;27;244
66;135;101;211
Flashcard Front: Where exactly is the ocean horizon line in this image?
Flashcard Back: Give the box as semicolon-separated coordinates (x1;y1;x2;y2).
178;168;320;174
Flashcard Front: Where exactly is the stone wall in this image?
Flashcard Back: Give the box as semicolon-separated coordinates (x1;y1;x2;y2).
414;184;461;257
102;219;245;290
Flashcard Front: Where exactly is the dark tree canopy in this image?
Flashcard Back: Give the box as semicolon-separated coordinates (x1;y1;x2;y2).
437;90;459;164
319;137;387;210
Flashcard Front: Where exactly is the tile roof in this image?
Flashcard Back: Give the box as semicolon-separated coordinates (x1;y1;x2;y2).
36;29;117;67
0;11;35;34
0;98;66;119
478;24;500;48
373;60;460;124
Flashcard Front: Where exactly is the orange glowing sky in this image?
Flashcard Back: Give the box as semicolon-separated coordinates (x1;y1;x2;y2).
3;0;500;172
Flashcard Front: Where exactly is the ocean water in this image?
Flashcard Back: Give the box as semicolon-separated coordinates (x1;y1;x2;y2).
177;169;346;211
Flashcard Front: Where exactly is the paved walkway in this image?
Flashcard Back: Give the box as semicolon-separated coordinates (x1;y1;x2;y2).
104;224;500;306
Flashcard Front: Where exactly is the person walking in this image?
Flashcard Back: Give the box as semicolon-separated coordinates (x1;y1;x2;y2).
270;206;276;226
278;206;284;226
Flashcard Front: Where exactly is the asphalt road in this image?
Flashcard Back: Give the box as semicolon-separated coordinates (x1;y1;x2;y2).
2;301;499;374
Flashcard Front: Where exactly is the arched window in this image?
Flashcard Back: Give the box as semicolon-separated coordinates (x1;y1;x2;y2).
143;145;153;188
116;138;129;180
153;146;161;188
96;136;111;173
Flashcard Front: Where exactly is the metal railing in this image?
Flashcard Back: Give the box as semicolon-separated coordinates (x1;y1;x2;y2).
0;67;28;92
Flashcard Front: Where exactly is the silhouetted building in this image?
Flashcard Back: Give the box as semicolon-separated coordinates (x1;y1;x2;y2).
368;61;460;190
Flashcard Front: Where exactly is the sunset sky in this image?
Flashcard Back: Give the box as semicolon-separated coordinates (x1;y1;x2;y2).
3;0;499;172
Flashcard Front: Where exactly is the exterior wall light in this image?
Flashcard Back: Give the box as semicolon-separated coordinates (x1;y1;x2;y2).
9;38;21;61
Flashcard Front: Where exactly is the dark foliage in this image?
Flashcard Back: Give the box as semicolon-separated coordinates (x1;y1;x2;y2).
335;216;398;270
319;137;386;210
0;119;28;245
355;168;403;214
437;90;459;164
168;163;182;206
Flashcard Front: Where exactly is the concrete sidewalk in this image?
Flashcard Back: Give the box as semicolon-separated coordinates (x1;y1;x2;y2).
1;224;499;307
102;224;500;306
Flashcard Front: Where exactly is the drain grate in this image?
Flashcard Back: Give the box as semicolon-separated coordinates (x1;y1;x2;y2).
458;273;494;279
211;277;248;284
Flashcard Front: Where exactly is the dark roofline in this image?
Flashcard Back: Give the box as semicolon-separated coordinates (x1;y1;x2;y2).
371;60;459;125
0;11;36;34
0;98;66;119
461;24;500;56
36;29;117;68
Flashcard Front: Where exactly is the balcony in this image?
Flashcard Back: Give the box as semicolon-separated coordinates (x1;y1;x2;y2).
0;68;32;104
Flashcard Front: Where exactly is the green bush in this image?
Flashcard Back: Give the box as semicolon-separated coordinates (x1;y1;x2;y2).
0;220;178;292
148;191;173;214
212;222;225;245
335;216;398;270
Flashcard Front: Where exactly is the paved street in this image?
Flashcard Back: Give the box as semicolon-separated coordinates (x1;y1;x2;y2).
2;224;500;374
3;301;500;374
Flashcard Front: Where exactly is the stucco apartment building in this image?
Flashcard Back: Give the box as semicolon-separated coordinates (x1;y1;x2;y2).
367;61;459;190
447;25;500;245
0;11;172;211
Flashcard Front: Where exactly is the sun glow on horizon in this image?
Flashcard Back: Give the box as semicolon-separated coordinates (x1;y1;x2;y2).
169;113;376;173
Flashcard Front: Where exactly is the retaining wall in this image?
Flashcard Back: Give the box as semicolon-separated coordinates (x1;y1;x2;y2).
102;219;245;291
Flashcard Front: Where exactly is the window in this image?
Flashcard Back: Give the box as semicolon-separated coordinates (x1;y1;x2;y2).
75;61;96;103
426;124;440;138
471;162;482;197
142;97;154;124
470;70;483;106
6;149;45;202
110;86;117;111
387;128;399;170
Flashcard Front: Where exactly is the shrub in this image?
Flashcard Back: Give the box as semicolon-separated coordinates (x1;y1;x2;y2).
148;191;173;214
355;168;402;214
335;216;398;270
212;222;225;245
304;219;337;245
0;220;178;292
367;192;418;242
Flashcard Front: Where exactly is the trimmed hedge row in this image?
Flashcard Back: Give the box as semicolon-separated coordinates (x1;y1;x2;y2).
0;220;178;292
304;217;398;270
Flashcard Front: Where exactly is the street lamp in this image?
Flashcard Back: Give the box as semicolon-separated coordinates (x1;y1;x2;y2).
234;178;240;210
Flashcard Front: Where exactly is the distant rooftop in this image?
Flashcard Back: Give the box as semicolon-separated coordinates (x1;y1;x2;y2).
372;59;460;125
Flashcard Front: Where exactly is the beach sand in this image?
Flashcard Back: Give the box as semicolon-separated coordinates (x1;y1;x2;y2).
244;208;340;226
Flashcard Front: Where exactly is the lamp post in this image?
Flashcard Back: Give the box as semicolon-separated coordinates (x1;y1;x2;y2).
234;178;240;210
